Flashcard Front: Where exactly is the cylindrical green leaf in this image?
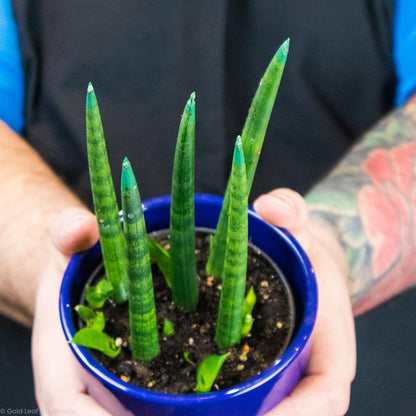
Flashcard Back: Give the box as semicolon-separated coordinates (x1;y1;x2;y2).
215;136;248;350
86;83;128;303
170;93;199;311
206;39;289;278
242;39;290;190
121;157;159;361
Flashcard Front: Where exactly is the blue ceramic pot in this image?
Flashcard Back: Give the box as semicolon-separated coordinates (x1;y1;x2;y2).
60;194;317;416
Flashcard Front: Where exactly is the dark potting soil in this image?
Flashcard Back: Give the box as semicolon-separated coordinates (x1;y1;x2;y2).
84;231;294;395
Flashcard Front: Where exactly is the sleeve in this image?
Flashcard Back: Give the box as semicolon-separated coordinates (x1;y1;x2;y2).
393;0;416;106
0;0;24;133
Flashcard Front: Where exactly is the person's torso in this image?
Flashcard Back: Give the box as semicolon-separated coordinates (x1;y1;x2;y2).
12;0;396;207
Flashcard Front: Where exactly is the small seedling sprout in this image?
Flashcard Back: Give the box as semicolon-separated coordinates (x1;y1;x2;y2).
195;353;230;394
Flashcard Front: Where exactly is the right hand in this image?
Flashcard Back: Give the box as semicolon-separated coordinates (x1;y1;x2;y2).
254;189;356;416
32;207;133;415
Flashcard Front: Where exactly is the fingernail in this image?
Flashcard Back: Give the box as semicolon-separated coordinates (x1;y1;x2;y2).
273;192;295;207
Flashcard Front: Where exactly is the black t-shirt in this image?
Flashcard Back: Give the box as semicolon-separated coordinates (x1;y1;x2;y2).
12;0;396;207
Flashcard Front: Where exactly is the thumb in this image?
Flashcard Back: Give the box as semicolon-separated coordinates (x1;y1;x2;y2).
253;188;310;249
51;207;99;256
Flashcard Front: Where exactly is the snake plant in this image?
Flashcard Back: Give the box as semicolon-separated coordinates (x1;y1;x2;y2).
215;136;248;349
170;92;198;311
206;39;289;278
73;39;289;388
121;158;160;361
86;83;129;303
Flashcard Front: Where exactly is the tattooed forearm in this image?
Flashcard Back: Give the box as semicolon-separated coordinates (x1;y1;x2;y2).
306;96;416;315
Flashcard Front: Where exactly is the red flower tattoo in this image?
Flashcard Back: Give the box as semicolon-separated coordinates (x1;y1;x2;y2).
355;143;416;313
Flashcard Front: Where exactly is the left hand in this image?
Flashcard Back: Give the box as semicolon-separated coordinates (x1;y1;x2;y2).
32;207;133;416
254;188;356;416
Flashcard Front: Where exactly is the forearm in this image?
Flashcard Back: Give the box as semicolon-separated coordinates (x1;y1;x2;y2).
0;121;84;325
306;95;416;315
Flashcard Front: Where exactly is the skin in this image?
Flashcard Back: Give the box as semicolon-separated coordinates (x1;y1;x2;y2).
258;95;416;415
0;120;85;326
2;95;416;414
306;95;416;315
254;189;355;416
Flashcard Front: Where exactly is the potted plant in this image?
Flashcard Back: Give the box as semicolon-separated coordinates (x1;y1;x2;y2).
59;39;318;416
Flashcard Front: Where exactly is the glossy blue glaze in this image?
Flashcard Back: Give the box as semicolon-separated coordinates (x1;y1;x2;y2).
60;194;318;416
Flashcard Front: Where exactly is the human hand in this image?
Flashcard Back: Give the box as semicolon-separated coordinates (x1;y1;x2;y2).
32;207;133;416
254;189;356;416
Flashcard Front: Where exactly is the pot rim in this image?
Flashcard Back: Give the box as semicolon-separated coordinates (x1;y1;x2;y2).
60;193;318;406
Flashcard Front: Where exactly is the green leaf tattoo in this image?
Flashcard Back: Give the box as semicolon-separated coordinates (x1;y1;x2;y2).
170;92;199;311
215;137;248;350
195;353;230;394
86;83;129;303
206;39;289;278
121;158;160;361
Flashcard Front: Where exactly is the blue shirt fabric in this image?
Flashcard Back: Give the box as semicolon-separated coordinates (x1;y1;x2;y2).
393;0;416;106
0;0;414;133
0;0;24;133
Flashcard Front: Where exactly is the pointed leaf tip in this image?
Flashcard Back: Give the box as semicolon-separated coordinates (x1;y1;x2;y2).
275;38;290;62
233;136;245;165
123;156;130;168
187;92;196;115
185;92;196;123
121;157;136;189
86;82;97;109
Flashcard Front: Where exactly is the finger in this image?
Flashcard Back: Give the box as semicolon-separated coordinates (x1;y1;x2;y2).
253;188;309;246
84;372;135;416
266;373;351;416
307;242;356;382
265;241;356;416
253;188;308;231
51;207;99;255
72;395;113;416
39;393;113;416
265;328;353;416
33;261;129;416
